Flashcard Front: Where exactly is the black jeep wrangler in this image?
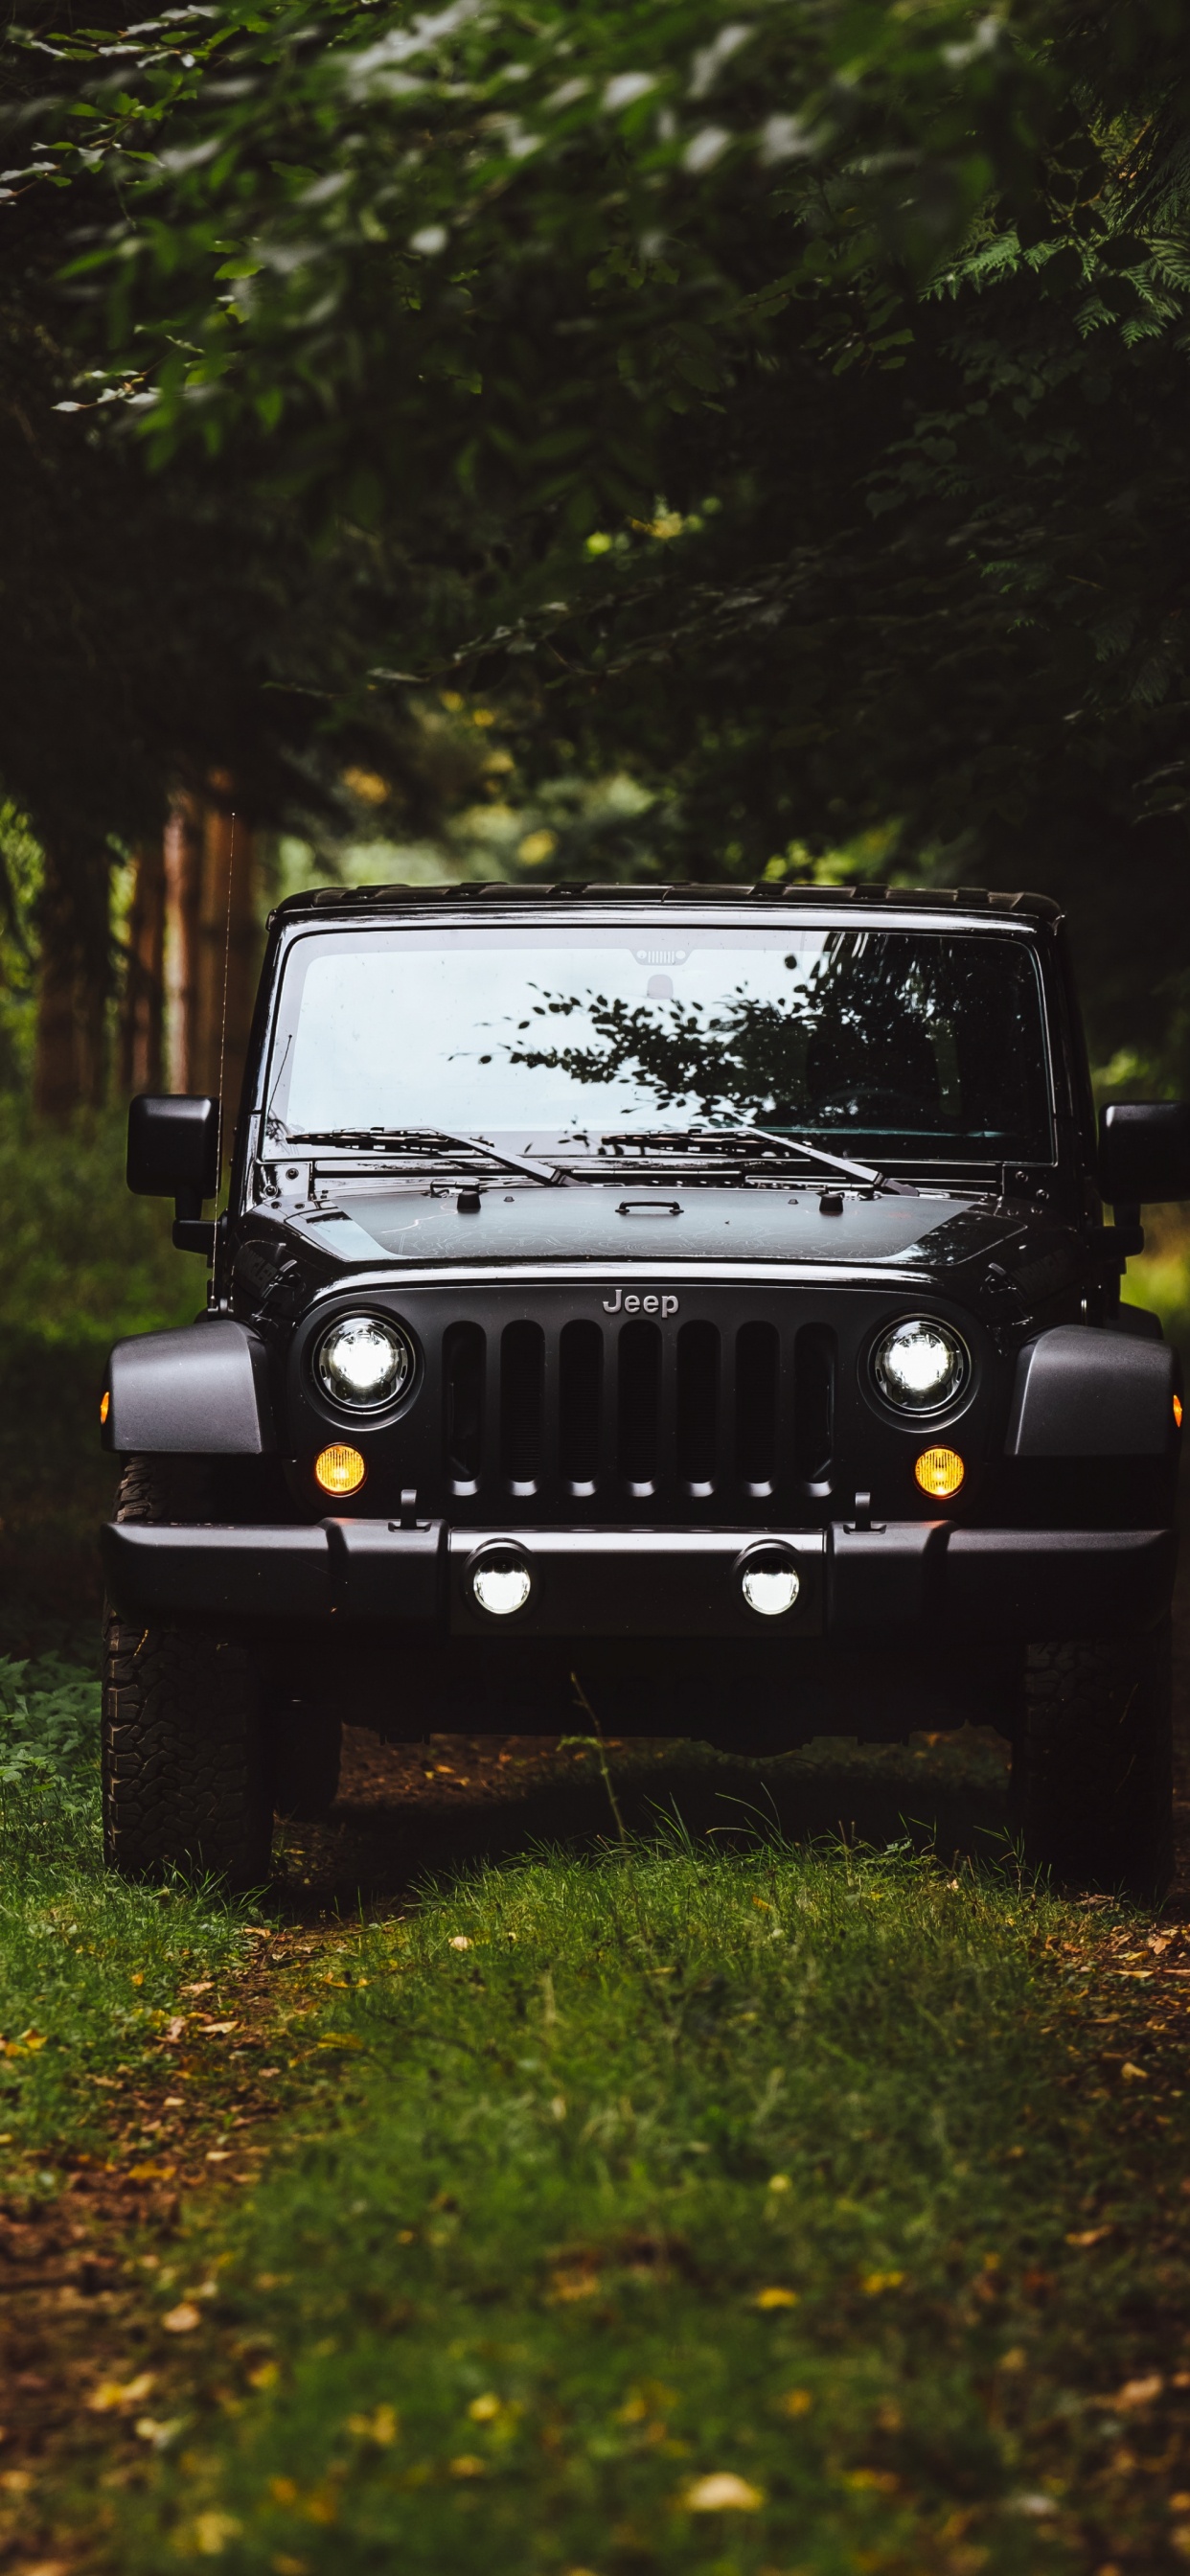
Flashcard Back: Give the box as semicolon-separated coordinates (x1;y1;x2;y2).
101;884;1188;1895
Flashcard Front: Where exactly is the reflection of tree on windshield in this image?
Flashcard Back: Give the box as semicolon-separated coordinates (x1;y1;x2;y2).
493;934;1047;1146
504;989;815;1125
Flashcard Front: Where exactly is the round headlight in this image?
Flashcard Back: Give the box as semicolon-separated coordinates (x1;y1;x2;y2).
872;1317;969;1415
315;1314;413;1413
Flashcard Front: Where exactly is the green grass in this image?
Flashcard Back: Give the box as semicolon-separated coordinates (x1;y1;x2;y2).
0;1655;255;2171
104;1842;1189;2575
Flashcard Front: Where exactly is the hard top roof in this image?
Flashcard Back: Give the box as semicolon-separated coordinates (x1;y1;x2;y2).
273;880;1062;925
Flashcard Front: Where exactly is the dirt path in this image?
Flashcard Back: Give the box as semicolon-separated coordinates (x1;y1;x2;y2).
3;1512;1188;2569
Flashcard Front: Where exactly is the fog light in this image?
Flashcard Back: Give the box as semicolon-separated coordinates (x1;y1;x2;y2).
469;1546;533;1619
315;1443;366;1496
740;1550;801;1619
915;1445;964;1499
100;1390;110;1426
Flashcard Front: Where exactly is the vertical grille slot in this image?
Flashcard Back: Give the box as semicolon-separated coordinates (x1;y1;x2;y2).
618;1320;660;1496
794;1322;835;1485
444;1322;485;1495
500;1321;543;1494
735;1320;778;1496
675;1320;720;1495
560;1320;603;1496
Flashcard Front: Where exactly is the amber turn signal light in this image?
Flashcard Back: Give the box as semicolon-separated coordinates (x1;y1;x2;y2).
1176;1392;1184;1431
915;1445;964;1499
100;1390;110;1426
315;1443;366;1497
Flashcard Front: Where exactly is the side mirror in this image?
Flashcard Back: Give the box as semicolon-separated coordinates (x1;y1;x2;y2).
1099;1099;1190;1207
127;1094;220;1253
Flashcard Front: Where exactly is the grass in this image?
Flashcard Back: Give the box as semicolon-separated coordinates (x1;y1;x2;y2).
83;1839;1190;2576
0;1654;255;2170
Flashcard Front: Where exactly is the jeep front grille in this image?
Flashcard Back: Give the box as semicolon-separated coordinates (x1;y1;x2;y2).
440;1313;835;1513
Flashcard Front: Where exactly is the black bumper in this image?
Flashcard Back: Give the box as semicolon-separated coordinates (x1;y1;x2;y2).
102;1517;1177;1643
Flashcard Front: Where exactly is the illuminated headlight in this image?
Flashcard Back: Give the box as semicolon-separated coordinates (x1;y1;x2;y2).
872;1317;969;1414
315;1313;414;1412
469;1545;534;1620
739;1547;801;1620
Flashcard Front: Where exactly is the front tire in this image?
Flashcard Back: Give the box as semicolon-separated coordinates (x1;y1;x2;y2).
102;1459;273;1889
1012;1624;1174;1902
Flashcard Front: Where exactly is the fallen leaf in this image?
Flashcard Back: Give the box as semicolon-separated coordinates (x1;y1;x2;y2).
164;2018;187;2043
1066;2227;1113;2248
1121;2061;1149;2082
1115;2374;1163;2409
197;2021;239;2037
88;2371;156;2413
551;2267;602;2302
345;2404;399;2445
163;2302;202;2334
205;2150;233;2164
860;2269;904;2295
135;2414;184;2449
182;1981;214;1996
469;2394;501;2423
449;1937;472;1951
128;2161;176;2183
193;2509;241;2554
755;2286;798;2310
683;2472;765;2512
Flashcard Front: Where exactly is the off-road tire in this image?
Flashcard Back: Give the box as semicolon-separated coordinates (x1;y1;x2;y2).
267;1707;343;1822
103;1457;273;1889
1012;1623;1174;1902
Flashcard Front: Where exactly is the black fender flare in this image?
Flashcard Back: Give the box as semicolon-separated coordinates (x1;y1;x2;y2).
103;1319;277;1455
1006;1322;1179;1459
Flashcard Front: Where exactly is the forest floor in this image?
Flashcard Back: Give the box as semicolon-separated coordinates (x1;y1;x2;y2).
0;1526;1187;2575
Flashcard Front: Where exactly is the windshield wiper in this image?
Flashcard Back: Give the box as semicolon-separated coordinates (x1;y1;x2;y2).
281;1127;568;1187
603;1128;917;1195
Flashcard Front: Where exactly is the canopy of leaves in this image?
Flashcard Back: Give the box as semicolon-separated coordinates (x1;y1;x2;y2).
4;1;1190;1069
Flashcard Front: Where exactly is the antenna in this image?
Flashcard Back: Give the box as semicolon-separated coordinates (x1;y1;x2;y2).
210;806;236;1311
216;805;236;1185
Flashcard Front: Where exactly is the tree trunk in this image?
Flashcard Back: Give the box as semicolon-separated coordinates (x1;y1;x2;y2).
119;837;166;1095
164;790;202;1092
194;778;257;1137
34;841;112;1119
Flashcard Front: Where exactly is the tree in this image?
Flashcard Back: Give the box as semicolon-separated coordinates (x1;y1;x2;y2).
7;0;1190;1076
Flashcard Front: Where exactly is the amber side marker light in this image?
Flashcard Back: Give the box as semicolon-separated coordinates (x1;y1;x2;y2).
915;1446;965;1500
315;1443;366;1497
99;1390;110;1426
1176;1393;1184;1431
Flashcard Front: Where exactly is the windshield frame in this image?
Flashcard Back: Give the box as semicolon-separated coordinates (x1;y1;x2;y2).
237;901;1063;1208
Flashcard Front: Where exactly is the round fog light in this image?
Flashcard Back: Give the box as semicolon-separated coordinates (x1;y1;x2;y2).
740;1552;801;1620
469;1547;533;1619
315;1443;366;1497
915;1445;964;1499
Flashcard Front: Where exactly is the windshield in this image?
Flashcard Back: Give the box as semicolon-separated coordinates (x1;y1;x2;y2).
265;922;1053;1165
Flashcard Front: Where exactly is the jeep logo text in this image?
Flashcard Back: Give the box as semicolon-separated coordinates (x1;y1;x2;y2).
603;1290;678;1316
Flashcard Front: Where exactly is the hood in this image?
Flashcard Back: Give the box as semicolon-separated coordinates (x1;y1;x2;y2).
274;1183;1077;1296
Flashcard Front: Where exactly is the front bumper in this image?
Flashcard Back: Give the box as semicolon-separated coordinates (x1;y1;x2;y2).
103;1517;1177;1643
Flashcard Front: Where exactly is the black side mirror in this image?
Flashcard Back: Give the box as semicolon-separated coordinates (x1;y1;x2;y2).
127;1094;220;1253
1099;1099;1190;1207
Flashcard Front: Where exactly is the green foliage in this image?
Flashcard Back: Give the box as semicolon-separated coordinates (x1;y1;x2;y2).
107;1841;1184;2572
0;1653;251;2166
0;1102;195;1348
0;1651;97;1801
